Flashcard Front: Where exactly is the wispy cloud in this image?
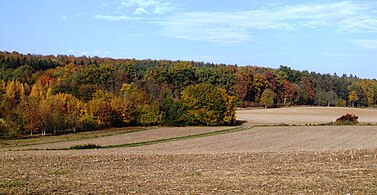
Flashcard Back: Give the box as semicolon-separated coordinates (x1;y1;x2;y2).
93;14;144;21
116;0;176;15
99;3;108;9
65;49;110;56
322;52;363;58
60;15;67;20
159;16;252;44
94;1;377;44
351;39;377;49
76;13;86;18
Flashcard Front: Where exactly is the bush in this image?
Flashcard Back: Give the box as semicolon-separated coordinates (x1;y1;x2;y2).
69;144;102;150
0;120;7;137
335;113;359;125
336;100;347;107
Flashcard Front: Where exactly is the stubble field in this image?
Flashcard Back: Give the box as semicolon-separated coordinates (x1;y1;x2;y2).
1;107;377;194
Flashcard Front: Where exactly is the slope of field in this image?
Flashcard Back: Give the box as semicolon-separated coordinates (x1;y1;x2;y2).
5;126;230;150
2;107;377;194
237;107;377;125
107;126;377;154
2;150;377;194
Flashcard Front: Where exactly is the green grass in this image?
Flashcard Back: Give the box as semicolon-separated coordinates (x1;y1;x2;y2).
0;126;148;149
0;180;27;188
60;126;247;150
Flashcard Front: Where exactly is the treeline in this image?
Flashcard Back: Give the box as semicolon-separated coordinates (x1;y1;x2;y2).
1;51;377;136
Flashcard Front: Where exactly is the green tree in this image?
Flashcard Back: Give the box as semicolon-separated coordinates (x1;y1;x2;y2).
136;102;163;125
181;83;235;126
260;89;275;108
162;95;186;126
169;61;197;91
348;82;366;107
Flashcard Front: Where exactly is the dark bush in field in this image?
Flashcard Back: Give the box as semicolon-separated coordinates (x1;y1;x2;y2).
69;144;102;150
336;113;359;125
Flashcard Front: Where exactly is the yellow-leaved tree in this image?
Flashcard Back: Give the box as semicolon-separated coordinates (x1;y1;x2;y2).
348;91;359;107
181;83;236;126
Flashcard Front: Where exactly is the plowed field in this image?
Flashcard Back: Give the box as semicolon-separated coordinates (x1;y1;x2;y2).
1;107;377;194
237;106;377;125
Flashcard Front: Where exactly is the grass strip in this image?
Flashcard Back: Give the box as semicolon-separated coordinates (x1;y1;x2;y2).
0;127;149;149
60;126;248;150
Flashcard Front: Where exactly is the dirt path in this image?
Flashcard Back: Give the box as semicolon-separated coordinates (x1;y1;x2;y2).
8;126;230;150
237;107;377;125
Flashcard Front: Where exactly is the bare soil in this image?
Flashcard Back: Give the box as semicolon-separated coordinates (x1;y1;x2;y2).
6;126;229;150
115;126;377;154
2;149;377;194
2;107;377;194
237;106;377;125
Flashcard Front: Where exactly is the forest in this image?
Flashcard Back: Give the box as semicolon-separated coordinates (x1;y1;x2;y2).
1;51;376;137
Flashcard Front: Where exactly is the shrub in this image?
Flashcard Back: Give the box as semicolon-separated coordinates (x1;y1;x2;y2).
0;120;7;137
335;113;359;125
69;144;102;150
336;99;347;107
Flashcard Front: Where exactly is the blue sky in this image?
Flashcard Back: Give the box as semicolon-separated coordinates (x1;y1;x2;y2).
1;0;377;78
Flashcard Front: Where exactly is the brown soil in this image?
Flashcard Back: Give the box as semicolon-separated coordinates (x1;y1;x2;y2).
2;107;377;194
2;149;377;194
8;126;229;150
237;106;377;126
115;126;377;154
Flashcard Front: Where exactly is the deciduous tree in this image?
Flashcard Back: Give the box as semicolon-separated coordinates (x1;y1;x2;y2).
260;89;276;108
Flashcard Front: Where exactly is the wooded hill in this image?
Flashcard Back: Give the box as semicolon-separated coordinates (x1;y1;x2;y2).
1;51;376;137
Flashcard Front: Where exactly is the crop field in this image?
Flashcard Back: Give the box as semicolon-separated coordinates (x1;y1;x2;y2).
237;106;377;125
1;107;377;194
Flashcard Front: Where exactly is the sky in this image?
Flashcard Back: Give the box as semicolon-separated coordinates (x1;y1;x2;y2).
0;0;376;79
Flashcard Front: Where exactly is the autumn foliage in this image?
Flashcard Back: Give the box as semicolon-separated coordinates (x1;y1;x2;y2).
1;51;377;137
336;114;359;125
181;83;235;126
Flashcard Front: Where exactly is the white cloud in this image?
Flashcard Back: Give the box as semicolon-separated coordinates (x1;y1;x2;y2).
159;16;252;44
134;7;149;15
94;1;377;44
117;0;175;15
99;3;108;9
351;39;377;49
341;19;377;33
93;14;143;21
61;15;67;20
65;49;110;57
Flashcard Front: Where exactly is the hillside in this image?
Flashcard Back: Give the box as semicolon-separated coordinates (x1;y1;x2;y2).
1;51;377;137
